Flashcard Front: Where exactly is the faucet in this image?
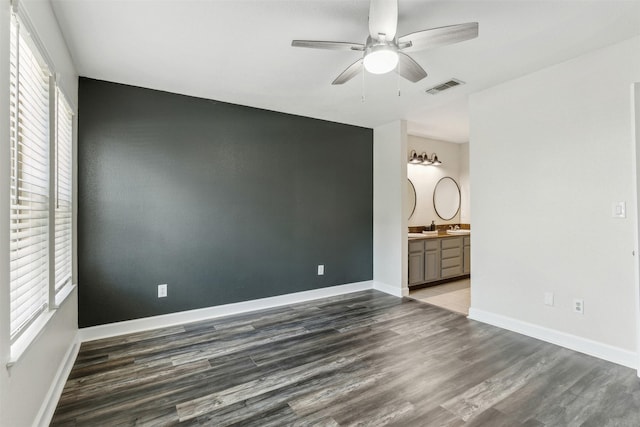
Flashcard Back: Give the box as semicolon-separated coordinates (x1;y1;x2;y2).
449;225;460;230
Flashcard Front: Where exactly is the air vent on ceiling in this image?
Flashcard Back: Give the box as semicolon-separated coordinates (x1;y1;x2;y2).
425;78;465;95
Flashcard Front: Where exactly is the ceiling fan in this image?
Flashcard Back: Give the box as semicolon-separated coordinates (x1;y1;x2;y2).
291;0;478;85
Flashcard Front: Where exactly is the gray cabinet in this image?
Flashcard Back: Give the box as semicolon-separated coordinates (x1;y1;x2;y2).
408;241;425;285
441;237;463;278
463;236;471;274
425;240;440;282
408;235;470;287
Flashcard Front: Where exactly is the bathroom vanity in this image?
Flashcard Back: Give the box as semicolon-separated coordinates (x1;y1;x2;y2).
408;234;470;288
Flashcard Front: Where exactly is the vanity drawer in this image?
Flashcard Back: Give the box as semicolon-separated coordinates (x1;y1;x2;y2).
409;241;424;253
441;247;462;259
442;257;461;269
441;237;462;249
425;240;439;251
442;265;463;278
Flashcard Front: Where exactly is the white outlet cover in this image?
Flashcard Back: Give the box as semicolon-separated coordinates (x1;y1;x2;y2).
317;265;324;275
158;284;168;298
573;298;584;314
544;292;554;306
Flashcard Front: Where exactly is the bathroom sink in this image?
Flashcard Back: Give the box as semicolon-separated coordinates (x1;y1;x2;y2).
446;229;471;235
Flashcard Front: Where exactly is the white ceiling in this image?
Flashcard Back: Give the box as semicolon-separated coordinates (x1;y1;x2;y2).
51;0;640;143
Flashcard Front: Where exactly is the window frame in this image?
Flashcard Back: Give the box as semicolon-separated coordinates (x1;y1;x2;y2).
7;10;76;364
53;88;74;305
9;13;52;346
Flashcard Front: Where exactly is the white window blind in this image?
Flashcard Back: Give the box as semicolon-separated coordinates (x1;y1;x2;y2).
9;15;51;343
55;90;73;295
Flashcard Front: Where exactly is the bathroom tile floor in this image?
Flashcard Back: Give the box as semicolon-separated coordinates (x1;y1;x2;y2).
409;279;471;315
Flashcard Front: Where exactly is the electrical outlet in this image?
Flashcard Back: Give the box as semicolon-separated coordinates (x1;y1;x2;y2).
158;284;168;298
573;298;584;314
544;292;554;306
317;264;324;275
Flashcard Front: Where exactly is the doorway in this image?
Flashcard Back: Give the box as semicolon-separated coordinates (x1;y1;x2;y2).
410;279;470;315
406;134;471;315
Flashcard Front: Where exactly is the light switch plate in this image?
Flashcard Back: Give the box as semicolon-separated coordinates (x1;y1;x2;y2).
317;265;324;275
613;201;626;218
544;292;554;306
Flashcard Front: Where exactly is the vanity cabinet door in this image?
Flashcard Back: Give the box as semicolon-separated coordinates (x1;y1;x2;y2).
463;237;471;274
408;252;425;285
424;249;440;282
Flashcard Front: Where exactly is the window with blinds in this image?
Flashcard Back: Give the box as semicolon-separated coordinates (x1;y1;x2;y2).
9;15;51;343
55;90;73;296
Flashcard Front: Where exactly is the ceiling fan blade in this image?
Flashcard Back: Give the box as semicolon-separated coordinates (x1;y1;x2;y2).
396;52;427;83
398;22;478;52
291;40;365;51
368;0;398;41
332;58;364;85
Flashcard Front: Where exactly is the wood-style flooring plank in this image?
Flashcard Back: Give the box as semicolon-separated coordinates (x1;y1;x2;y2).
51;290;640;426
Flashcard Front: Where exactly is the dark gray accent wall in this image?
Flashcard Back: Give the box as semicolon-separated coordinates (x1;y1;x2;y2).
78;78;373;327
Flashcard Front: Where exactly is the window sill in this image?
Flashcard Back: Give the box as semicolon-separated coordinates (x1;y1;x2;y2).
55;282;76;308
7;283;77;368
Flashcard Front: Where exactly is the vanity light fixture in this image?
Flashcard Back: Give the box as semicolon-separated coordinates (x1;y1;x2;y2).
408;150;442;166
408;150;422;164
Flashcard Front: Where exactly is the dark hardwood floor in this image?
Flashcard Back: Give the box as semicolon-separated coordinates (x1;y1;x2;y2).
52;290;640;426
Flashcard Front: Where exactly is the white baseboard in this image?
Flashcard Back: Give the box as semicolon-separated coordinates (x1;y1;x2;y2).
34;334;80;427
79;280;374;342
373;281;408;297
468;307;638;370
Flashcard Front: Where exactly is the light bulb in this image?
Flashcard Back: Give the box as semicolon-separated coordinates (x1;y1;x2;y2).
363;45;398;74
408;150;421;164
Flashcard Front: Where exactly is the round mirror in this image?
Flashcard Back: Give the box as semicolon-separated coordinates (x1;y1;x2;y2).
407;179;417;219
433;177;461;220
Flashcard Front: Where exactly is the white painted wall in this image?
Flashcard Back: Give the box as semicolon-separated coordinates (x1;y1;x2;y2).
634;83;640;371
0;1;78;426
407;135;468;227
459;142;470;224
373;121;409;296
469;36;640;358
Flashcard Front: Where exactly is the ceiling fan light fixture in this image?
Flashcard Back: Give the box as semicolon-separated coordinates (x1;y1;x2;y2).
363;44;398;74
291;1;479;85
